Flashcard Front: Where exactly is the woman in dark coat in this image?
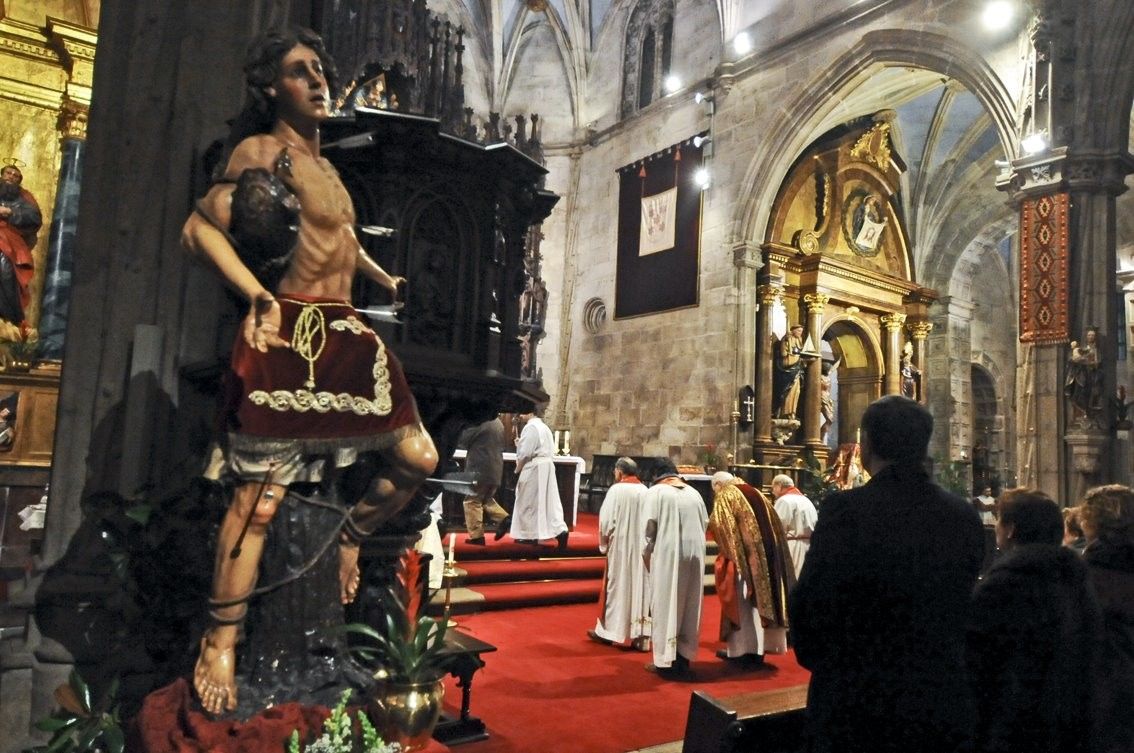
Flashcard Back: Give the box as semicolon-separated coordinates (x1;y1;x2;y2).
966;489;1102;753
1079;484;1134;753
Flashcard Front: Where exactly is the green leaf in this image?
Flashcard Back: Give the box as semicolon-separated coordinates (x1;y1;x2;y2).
124;505;152;526
34;718;75;733
68;670;91;714
102;723;125;753
74;722;101;752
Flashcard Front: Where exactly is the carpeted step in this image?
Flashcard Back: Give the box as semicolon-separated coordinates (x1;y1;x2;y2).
459;557;606;585
466;579;602;611
450;536;601;561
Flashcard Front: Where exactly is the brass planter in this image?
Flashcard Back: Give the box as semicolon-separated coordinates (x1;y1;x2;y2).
367;677;445;752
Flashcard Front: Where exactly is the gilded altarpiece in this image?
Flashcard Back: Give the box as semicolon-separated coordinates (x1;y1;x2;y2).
0;10;97;567
752;114;935;478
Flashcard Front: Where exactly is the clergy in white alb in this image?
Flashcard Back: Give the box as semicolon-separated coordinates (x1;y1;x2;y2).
771;474;819;579
643;459;707;675
710;472;794;661
509;410;569;547
591;457;650;647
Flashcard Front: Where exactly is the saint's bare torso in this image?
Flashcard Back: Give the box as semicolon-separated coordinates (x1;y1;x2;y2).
235;134;361;300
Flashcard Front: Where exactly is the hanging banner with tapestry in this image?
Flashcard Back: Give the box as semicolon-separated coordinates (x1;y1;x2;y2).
639;187;678;256
615;135;705;318
1019;192;1069;343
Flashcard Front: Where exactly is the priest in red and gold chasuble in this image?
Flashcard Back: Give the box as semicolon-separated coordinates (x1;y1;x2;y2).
709;477;794;645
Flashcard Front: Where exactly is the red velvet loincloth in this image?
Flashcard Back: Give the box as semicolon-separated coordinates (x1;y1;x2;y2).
223;294;420;454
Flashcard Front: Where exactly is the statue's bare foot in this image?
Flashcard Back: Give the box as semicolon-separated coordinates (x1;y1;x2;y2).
194;632;238;714
340;542;361;604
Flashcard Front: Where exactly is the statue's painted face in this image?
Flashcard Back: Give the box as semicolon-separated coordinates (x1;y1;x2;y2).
0;166;21;186
269;44;330;124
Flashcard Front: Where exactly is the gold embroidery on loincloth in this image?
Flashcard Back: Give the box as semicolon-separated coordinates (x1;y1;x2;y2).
291;304;327;389
329;316;373;336
249;301;394;416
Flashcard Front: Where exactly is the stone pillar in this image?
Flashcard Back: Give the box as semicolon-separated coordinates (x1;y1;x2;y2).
754;280;782;444
38;100;87;360
908;320;933;404
802;293;829;447
879;313;906;396
732;240;763;462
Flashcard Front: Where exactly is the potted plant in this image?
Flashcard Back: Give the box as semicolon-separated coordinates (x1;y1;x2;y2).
25;670;124;753
1;324;39;372
341;548;449;752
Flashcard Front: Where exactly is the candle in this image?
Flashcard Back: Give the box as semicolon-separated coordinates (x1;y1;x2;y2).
563;430;571;454
448;532;456;563
554;430;561;450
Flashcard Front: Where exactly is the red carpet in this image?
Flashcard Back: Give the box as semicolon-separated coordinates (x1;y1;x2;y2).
438;596;810;753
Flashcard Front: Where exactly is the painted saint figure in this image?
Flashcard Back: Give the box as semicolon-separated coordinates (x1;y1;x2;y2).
773;323;805;419
180;28;438;714
0;163;39;325
900;342;920;402
1064;327;1103;419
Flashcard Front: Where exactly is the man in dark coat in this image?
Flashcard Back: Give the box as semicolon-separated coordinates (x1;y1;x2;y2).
790;395;985;753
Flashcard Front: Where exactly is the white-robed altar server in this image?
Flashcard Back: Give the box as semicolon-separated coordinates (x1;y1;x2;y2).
589;457;651;650
642;458;707;679
509;408;569;548
771;474;818;579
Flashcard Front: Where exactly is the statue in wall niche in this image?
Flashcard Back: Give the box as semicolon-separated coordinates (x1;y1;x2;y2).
773;323;805;419
180;27;437;716
820;359;839;444
0;162;39;326
900;342;921;401
1064;326;1104;423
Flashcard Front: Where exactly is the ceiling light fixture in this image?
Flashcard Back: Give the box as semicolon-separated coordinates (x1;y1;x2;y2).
981;0;1015;31
733;31;752;56
1021;131;1048;155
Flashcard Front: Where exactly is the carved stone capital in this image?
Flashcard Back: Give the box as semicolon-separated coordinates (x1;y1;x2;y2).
908;321;934;340
879;312;907;332
732;240;763;270
757;284;782;305
803;293;830;313
1064;151;1134;196
57;98;88;141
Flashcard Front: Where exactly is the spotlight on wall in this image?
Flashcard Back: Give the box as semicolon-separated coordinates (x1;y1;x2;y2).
693;134;711;149
981;0;1015;31
694;167;711;189
733;31;753;56
694;91;712;105
664;74;682;94
1021;131;1048;155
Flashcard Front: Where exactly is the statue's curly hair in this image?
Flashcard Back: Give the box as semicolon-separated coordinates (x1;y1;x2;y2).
218;27;338;168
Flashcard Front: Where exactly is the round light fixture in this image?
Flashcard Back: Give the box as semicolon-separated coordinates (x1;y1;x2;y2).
981;0;1014;31
664;75;682;94
733;31;752;56
1021;131;1048;155
694;167;711;188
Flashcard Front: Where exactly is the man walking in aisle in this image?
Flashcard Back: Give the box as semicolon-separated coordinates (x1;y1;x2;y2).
508;407;569;548
458;415;510;545
590;457;650;650
643;458;707;679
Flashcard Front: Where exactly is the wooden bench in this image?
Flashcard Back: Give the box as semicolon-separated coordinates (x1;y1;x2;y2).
682;684;808;753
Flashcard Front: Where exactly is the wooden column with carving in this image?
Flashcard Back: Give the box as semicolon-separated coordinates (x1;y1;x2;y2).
754;282;782;444
880;313;906;395
908;320;933;404
802;293;829;446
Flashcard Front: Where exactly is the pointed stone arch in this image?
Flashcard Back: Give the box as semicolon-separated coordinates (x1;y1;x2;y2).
733;29;1017;250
